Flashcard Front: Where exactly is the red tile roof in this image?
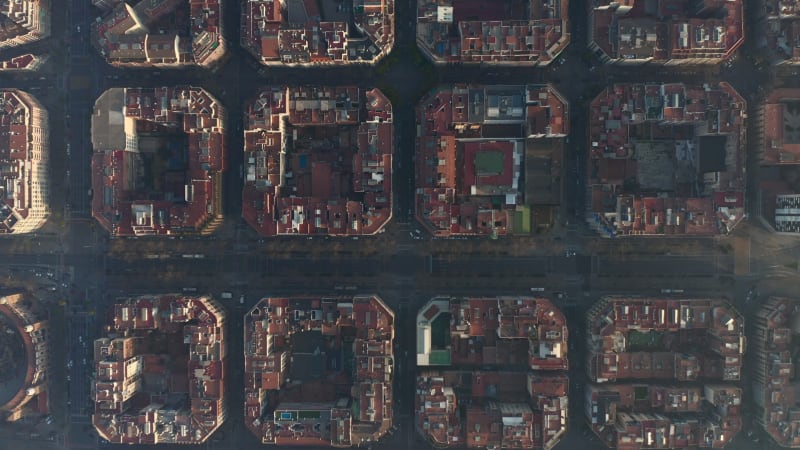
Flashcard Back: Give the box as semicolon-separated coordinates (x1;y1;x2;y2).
92;0;225;67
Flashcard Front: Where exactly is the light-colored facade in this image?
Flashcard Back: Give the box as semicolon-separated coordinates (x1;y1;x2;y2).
0;90;50;234
91;295;227;444
0;0;50;49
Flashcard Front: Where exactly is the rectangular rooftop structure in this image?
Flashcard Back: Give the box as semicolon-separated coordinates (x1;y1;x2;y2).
752;297;800;447
585;296;745;383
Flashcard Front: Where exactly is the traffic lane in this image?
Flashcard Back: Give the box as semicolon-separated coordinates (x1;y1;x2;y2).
594;255;733;276
430;256;549;276
104;254;384;277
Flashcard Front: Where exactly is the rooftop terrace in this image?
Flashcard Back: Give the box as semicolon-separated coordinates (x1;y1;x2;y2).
0;89;50;234
91;0;226;67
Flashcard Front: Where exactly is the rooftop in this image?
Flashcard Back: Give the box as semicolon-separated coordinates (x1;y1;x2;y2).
415;84;568;237
91;0;226;67
416;0;569;65
90;86;226;237
91;294;227;444
0;89;50;234
752;297;800;447
0;0;50;49
588;0;744;64
241;0;394;65
587;82;746;237
417;371;568;450
763;89;800;164
586;383;743;449
242;86;393;236
765;0;800;63
244;295;394;446
585;296;745;383
416;296;568;370
0;293;49;422
0;54;43;71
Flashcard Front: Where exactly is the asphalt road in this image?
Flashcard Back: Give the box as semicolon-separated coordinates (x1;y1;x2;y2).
0;0;794;449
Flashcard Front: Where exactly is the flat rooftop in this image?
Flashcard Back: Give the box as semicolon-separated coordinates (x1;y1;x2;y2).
585;296;745;383
588;0;743;64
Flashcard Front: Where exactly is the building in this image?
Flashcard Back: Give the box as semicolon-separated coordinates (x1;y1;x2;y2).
416;0;569;65
415;296;569;450
91;295;227;444
0;293;49;422
91;0;226;68
90;87;226;237
415;84;568;237
0;89;50;234
586;83;747;237
758;89;800;232
417;296;568;369
586;384;742;449
587;0;743;65
241;0;394;65
753;297;800;447
585;296;745;383
765;0;800;64
584;296;745;449
0;54;46;71
242;86;393;236
244;295;394;446
0;0;50;49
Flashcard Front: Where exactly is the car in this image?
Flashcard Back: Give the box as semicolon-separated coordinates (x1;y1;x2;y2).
82;358;87;366
66;144;71;156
